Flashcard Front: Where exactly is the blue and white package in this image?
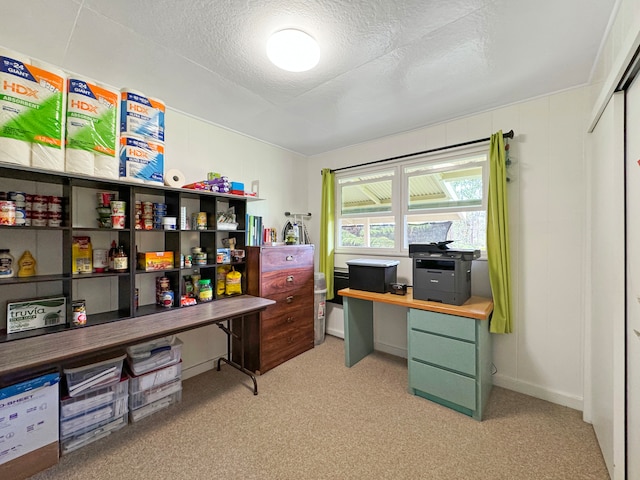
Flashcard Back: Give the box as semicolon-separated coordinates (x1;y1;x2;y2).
120;88;165;142
119;134;164;184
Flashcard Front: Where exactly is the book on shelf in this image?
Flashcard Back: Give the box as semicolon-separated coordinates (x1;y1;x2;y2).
245;214;263;246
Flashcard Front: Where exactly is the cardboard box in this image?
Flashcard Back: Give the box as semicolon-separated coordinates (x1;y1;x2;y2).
0;373;60;480
137;252;174;271
6;296;66;334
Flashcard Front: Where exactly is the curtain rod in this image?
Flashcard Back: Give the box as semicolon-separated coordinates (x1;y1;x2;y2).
328;129;514;174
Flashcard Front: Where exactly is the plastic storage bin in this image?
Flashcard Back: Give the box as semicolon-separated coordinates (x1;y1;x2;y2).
126;336;183;376
128;361;182;392
60;376;129;419
314;272;327;345
64;353;126;397
129;378;182;410
60;413;128;455
129;389;182;423
60;395;128;439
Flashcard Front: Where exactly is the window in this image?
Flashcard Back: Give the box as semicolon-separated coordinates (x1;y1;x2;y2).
337;169;397;250
336;147;488;255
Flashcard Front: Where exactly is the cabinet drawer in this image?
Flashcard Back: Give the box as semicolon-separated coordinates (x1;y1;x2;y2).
409;308;475;342
261;268;314;296
261;326;314;372
409;330;475;376
409;359;476;411
262;289;313;321
262;307;313;341
260;246;314;272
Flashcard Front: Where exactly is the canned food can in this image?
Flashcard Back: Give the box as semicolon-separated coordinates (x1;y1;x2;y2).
97;192;115;207
47;211;62;227
32;195;48;213
47;195;62;213
160;290;174;308
192;212;207;230
31;211;47;227
0;200;16;225
8;191;26;203
72;299;87;326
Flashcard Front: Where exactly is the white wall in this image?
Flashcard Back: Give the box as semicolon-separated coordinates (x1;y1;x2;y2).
306;87;589;410
162;109;307;378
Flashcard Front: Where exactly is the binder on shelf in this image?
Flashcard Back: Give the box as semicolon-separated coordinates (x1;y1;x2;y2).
245;214;263;246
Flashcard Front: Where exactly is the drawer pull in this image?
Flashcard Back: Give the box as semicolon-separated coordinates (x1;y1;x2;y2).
286;275;294;283
286;316;294;323
286;295;294;303
287;336;294;344
286;255;294;261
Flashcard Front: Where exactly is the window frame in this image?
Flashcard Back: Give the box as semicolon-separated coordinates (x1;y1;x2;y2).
334;144;489;257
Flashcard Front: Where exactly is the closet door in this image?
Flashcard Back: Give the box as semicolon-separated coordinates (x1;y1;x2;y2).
625;77;640;480
588;92;625;480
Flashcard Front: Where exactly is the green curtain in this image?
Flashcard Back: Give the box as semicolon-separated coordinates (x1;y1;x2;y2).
320;168;335;300
487;131;513;334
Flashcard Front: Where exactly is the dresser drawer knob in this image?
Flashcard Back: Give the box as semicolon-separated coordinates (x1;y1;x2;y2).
286;316;294;323
286;255;294;261
286;295;294;303
286;275;294;283
287;336;294;344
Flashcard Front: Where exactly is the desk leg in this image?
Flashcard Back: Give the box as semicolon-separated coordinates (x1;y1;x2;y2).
215;316;258;395
343;297;374;367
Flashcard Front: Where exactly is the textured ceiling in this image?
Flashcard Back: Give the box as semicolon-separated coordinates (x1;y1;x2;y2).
0;0;617;156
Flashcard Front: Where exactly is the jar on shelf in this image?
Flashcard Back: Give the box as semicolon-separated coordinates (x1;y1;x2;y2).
198;279;213;303
0;249;15;278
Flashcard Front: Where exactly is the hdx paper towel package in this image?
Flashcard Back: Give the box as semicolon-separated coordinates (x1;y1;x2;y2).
119;134;164;184
120;88;165;142
66;77;119;178
0;48;66;171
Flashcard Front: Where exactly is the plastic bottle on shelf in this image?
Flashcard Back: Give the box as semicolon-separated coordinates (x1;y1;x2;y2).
17;250;37;277
0;249;16;278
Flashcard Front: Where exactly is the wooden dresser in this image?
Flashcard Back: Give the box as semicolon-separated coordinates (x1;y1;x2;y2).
241;245;315;374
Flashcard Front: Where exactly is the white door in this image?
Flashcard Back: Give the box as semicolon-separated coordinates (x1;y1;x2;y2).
626;76;640;480
588;91;625;479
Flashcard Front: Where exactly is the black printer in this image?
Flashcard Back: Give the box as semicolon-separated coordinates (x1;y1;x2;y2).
409;242;480;306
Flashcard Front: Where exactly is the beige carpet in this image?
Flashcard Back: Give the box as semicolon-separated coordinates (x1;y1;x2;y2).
31;335;608;480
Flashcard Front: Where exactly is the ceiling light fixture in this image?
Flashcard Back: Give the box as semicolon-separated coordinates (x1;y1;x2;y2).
267;29;320;72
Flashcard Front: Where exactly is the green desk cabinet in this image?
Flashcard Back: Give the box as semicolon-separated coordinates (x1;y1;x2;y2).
407;308;492;421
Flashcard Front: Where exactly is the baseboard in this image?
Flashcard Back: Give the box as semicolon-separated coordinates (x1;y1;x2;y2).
492;373;584;412
326;327;344;338
374;341;408;359
182;358;220;381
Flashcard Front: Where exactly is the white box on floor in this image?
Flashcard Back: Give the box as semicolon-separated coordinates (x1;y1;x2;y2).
0;373;60;480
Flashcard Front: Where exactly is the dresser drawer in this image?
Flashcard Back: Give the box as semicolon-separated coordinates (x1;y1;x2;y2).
409;308;475;342
262;288;313;321
261;325;314;372
409;329;476;376
259;245;314;272
261;267;314;296
409;359;476;411
262;306;313;340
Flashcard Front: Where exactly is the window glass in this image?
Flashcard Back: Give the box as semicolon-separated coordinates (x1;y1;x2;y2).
339;171;393;215
335;148;487;254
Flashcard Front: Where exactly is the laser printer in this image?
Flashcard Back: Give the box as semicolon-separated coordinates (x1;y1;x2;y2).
409;242;480;306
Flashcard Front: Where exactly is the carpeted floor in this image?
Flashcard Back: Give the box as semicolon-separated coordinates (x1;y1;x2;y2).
31;335;609;480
